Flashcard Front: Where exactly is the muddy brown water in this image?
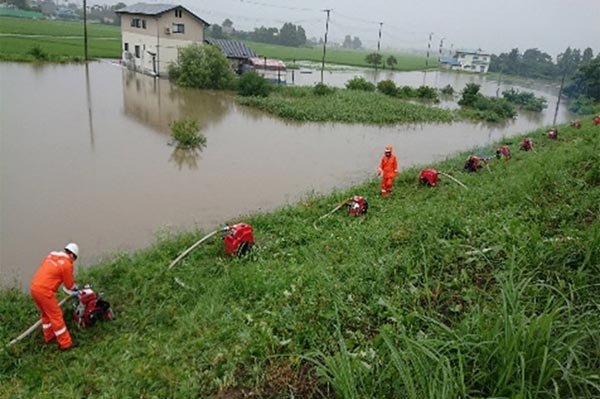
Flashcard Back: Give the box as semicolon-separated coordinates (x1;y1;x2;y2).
0;61;571;290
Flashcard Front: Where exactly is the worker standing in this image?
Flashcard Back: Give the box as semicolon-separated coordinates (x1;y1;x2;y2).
30;243;80;351
378;144;398;197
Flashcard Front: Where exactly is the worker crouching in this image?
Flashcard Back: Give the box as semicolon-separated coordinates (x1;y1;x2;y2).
520;138;534;151
378;144;398;197
547;128;558;140
594;115;600;126
30;243;80;351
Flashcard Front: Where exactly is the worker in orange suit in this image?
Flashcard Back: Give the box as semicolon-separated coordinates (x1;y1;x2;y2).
377;144;398;197
30;243;80;351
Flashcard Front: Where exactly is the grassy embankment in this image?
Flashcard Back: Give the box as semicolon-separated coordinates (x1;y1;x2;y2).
246;40;437;71
1;119;599;397
0;16;121;62
237;85;455;124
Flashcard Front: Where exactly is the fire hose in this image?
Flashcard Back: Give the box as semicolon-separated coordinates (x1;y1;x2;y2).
439;172;468;189
8;293;71;346
313;198;351;230
167;229;220;271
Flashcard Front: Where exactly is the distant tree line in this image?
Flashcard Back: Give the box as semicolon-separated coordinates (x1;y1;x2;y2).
489;47;595;80
207;19;307;47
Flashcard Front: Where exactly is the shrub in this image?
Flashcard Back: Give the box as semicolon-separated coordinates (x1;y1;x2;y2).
28;45;48;61
237;72;272;97
416;85;439;101
313;82;334;96
459;83;482;107
459;83;516;122
397;86;418;98
441;84;455;95
168;44;234;90
345;76;376;91
567;96;600;115
377;80;398;97
170;119;207;149
502;88;547;112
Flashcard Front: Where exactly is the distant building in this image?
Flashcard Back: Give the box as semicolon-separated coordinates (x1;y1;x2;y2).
205;38;257;73
115;3;209;77
440;49;490;73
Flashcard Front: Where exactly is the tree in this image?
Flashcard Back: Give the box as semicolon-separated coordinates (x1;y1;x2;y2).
557;47;580;76
251;26;279;44
564;57;600;101
352;36;362;49
208;24;226;39
582;47;594;65
365;52;382;68
343;35;353;49
386;55;398;70
222;18;233;28
278;23;306;47
168;44;235;90
113;2;127;10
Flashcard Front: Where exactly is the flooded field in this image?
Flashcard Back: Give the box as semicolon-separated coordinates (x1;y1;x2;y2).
0;61;571;289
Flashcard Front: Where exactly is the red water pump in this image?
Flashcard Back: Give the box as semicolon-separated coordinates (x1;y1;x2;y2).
464;155;486;173
72;285;114;328
547;128;558;140
520;138;534;151
347;195;368;216
223;223;254;256
419;168;439;187
594;115;600;126
570;120;582;129
496;145;511;160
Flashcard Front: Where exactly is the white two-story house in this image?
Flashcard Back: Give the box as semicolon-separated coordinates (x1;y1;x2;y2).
116;3;209;77
454;49;491;73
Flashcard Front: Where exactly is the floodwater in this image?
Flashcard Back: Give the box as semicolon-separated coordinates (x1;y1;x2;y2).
0;61;571;289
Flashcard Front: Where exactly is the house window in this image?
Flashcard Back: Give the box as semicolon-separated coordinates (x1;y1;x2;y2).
175;8;182;18
124;42;129;51
131;18;142;28
135;45;140;58
142;19;146;29
172;23;185;34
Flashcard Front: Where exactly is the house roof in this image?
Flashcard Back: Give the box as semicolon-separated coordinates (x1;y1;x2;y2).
248;57;286;70
439;56;459;66
456;48;490;56
115;3;209;26
205;39;257;59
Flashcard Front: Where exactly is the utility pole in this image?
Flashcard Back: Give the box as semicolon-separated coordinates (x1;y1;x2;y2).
376;22;383;75
320;9;331;84
438;37;445;60
553;72;566;126
425;32;433;68
83;0;88;61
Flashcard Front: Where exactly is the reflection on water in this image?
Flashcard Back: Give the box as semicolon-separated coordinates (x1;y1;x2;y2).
0;61;573;290
85;63;95;148
122;70;231;133
169;146;204;170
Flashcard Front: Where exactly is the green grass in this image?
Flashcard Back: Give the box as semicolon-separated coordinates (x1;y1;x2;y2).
244;40;436;71
1;118;599;397
0;16;121;61
237;86;455;124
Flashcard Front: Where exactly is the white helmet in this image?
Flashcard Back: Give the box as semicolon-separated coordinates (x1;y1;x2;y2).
64;243;80;259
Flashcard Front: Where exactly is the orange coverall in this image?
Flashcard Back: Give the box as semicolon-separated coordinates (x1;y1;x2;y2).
30;251;76;350
378;147;398;196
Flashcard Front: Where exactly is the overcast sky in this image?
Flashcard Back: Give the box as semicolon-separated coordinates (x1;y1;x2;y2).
112;0;600;56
